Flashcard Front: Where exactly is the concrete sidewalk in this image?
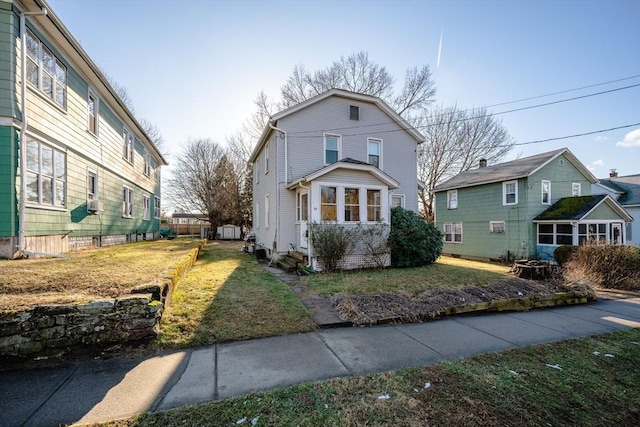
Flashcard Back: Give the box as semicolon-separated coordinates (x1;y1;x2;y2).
1;296;639;427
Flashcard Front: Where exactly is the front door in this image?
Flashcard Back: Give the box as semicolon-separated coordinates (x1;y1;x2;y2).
299;190;309;249
611;223;623;244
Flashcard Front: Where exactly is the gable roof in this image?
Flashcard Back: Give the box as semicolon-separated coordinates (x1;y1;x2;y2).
596;174;640;206
431;148;597;193
533;195;633;222
249;89;424;163
285;158;400;190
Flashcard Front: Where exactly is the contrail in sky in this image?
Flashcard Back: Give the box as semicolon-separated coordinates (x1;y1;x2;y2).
437;27;443;68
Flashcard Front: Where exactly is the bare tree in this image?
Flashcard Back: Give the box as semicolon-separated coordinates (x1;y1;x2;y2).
417;105;514;221
279;51;435;118
166;139;239;233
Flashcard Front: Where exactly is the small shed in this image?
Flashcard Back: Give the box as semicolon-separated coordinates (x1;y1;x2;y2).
217;224;242;240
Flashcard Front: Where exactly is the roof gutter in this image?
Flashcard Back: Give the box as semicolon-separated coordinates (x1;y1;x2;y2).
18;5;48;257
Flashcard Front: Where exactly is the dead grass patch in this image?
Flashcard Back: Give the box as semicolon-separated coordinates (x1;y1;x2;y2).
0;239;202;313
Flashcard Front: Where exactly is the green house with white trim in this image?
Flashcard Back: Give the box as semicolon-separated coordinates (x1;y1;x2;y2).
431;148;632;262
0;0;167;258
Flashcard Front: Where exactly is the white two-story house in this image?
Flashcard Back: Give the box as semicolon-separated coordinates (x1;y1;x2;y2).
248;89;424;270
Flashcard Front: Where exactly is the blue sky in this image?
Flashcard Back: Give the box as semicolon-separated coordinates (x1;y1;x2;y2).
47;0;640;177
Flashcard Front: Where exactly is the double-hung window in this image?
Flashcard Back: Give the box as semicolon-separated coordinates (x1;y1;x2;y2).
541;180;551;204
87;89;99;135
444;223;463;243
26;137;66;208
87;169;98;201
367;189;381;221
391;194;405;208
321;186;337;220
344;188;360;222
264;142;269;174
255;202;260;229
447;190;458;209
572;183;581;196
122;186;133;218
154;196;161;219
503;180;518;205
265;194;270;228
367;138;381;168
143;195;151;220
25;30;67;108
123;128;135;164
324;134;340;164
143;150;151;177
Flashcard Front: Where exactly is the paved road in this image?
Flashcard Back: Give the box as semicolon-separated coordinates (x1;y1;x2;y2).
1;296;638;427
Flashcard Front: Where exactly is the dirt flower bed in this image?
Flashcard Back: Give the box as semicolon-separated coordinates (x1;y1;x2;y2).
331;278;595;325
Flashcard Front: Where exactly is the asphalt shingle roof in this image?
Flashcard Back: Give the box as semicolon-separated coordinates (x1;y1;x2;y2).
432;148;568;192
598;174;640;206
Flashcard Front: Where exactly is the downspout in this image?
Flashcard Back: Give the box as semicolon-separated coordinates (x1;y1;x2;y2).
18;6;48;256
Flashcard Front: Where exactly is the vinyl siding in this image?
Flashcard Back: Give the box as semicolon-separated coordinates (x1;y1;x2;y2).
0;10;162;256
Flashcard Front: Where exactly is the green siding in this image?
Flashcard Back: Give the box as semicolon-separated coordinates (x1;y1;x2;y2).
583;202;619;220
0;4;18;119
0;126;17;236
435;153;599;260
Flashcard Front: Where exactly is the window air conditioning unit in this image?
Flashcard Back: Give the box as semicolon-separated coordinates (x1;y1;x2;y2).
87;199;104;213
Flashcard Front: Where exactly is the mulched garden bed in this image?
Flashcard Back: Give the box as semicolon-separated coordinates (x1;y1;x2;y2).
330;278;595;326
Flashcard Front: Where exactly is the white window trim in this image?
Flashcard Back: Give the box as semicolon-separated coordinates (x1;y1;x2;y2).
154;196;161;219
25;135;67;209
25;29;67;109
123;127;135;165
312;181;389;224
447;189;458;209
572;182;581;196
323;133;341;165
502;180;518;206
143;195;151;221
87;168;98;201
490;221;505;233
87;88;99;136
537;223;575;245
391;194;405;209
265;194;270;229
344;187;360;223
143;150;151;177
541;180;551;205
367;137;382;169
444;222;463;243
122;185;133;218
264;142;270;174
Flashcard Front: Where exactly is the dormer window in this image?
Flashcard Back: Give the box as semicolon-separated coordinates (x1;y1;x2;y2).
350;105;359;120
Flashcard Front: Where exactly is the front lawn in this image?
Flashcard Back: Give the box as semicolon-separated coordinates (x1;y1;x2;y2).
305;256;512;297
101;328;640;426
155;242;315;348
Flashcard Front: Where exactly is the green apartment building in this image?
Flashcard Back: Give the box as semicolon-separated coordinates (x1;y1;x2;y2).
0;0;167;258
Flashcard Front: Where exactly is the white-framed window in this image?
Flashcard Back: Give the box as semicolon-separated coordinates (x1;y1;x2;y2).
447;190;458;209
321;186;337;221
143;195;151;220
154;196;161;219
264;142;270;174
344;188;360;222
123;128;135;164
255;201;260;229
122;186;133;218
297;191;309;222
391;194;405;209
578;223;607;244
490;221;505;233
503;180;518;205
254;161;260;183
537;223;573;245
25;29;67;108
87;89;99;135
87;169;98;201
541;180;551;205
143;150;151;177
324;134;341;165
444;223;463;243
572;183;581;196
367;138;382;168
367;189;381;221
350;105;359;120
26;137;66;208
265;194;270;229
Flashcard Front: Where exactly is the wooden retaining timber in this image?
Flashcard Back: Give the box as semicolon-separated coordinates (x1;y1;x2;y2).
444;292;590;316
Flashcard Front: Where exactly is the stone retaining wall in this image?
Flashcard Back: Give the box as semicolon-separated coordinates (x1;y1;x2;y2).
0;242;203;361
